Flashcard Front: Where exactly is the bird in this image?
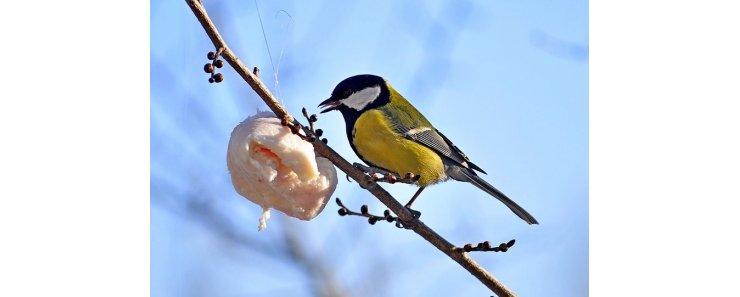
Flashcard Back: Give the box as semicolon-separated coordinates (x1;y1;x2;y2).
318;74;538;224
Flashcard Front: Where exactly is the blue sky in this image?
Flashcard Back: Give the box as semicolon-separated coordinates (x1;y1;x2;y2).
152;0;587;296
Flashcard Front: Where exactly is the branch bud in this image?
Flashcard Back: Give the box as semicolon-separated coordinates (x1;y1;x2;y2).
204;63;214;73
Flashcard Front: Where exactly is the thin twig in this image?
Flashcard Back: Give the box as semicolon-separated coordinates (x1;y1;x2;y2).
335;198;416;229
185;1;517;296
455;240;517;253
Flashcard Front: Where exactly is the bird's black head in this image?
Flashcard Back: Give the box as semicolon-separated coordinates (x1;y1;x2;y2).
318;74;390;114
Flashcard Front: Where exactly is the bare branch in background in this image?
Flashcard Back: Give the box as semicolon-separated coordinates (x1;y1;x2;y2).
152;180;352;297
280;217;349;297
186;0;518;296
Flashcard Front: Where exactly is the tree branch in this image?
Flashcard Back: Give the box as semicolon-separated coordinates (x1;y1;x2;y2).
185;1;517;296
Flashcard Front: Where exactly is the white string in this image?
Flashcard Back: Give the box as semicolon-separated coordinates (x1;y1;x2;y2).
253;0;292;103
273;10;293;102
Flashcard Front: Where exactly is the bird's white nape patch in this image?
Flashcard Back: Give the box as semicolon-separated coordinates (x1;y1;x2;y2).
342;86;381;110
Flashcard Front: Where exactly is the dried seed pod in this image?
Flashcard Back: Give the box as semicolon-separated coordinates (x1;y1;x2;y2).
204;63;214;73
208;77;215;83
214;73;224;83
207;51;216;60
360;205;368;214
338;208;348;216
368;217;377;225
214;59;224;68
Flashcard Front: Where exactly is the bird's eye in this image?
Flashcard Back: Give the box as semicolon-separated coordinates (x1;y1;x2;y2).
342;89;352;98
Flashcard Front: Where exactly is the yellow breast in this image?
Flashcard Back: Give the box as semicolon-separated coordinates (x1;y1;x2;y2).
352;109;446;186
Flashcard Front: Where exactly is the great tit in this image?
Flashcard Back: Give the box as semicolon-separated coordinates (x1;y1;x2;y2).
318;74;538;225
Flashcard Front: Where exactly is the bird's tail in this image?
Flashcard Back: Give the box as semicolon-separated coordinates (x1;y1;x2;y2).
455;169;539;225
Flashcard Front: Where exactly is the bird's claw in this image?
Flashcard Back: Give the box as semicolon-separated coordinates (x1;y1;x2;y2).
406;207;422;219
394;210;420;229
393;206;422;229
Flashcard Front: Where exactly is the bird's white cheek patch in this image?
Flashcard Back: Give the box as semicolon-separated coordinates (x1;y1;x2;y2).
342;86;381;110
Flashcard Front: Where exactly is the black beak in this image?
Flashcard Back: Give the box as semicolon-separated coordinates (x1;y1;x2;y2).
318;97;340;113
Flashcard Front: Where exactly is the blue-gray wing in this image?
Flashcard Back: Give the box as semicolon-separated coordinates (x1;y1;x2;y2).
389;118;486;174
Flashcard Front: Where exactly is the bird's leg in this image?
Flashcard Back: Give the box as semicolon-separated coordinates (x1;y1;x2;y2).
403;186;426;219
404;186;426;208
